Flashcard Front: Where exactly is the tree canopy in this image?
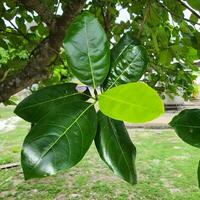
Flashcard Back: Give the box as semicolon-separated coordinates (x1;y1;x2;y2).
0;0;199;102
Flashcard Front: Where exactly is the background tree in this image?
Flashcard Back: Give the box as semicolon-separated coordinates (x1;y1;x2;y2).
0;0;199;103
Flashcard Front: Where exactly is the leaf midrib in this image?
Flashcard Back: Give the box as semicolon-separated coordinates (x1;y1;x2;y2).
108;118;133;177
30;103;94;169
19;93;80;111
109;46;141;89
100;94;159;113
84;18;96;89
112;40;134;67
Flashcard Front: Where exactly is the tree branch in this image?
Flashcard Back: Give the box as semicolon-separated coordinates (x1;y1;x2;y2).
8;19;31;42
101;3;110;37
0;0;86;102
156;0;200;26
176;0;200;19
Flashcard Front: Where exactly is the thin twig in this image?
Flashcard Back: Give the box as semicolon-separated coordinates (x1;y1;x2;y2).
156;0;200;26
176;0;200;19
8;20;30;42
0;29;22;37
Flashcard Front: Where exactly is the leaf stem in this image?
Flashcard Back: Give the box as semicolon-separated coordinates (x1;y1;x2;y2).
94;89;99;100
82;92;96;101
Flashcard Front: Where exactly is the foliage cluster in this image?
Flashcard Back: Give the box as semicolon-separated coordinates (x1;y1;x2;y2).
0;0;200;98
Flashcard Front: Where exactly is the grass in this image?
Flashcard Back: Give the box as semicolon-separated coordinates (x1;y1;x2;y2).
0;106;29;164
0;106;16;119
0;106;200;199
0;120;29;165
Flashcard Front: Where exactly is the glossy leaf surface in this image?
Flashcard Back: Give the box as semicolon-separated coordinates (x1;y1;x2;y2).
95;112;137;185
99;82;164;123
14;83;90;123
22;102;97;180
169;109;200;148
104;33;148;89
64;12;110;88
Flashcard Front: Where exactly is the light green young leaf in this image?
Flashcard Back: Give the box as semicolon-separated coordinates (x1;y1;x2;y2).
99;82;164;123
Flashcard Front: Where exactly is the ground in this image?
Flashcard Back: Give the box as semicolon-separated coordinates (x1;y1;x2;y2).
0;106;200;200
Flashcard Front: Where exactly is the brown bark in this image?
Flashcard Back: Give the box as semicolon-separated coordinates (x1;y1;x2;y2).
0;0;86;103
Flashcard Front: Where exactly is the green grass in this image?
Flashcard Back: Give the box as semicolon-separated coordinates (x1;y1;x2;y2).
0;120;29;164
0;106;200;199
0;106;16;119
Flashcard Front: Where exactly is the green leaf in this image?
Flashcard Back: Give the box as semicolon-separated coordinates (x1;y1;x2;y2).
169;109;200;148
159;50;172;65
157;26;169;48
15;17;26;34
104;33;148;90
147;5;160;27
0;18;6;30
187;0;200;11
190;14;198;24
64;12;110;89
99;82;164;123
22;102;97;180
14;83;91;123
95;112;137;185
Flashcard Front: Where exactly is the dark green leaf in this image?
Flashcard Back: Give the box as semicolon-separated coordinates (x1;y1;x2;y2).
169;109;200;148
14;83;91;123
64;12;110;88
15;17;26;34
159;50;172;65
104;33;148;90
95;112;137;185
190;14;198;24
22;101;97;180
0;18;6;30
187;0;200;11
